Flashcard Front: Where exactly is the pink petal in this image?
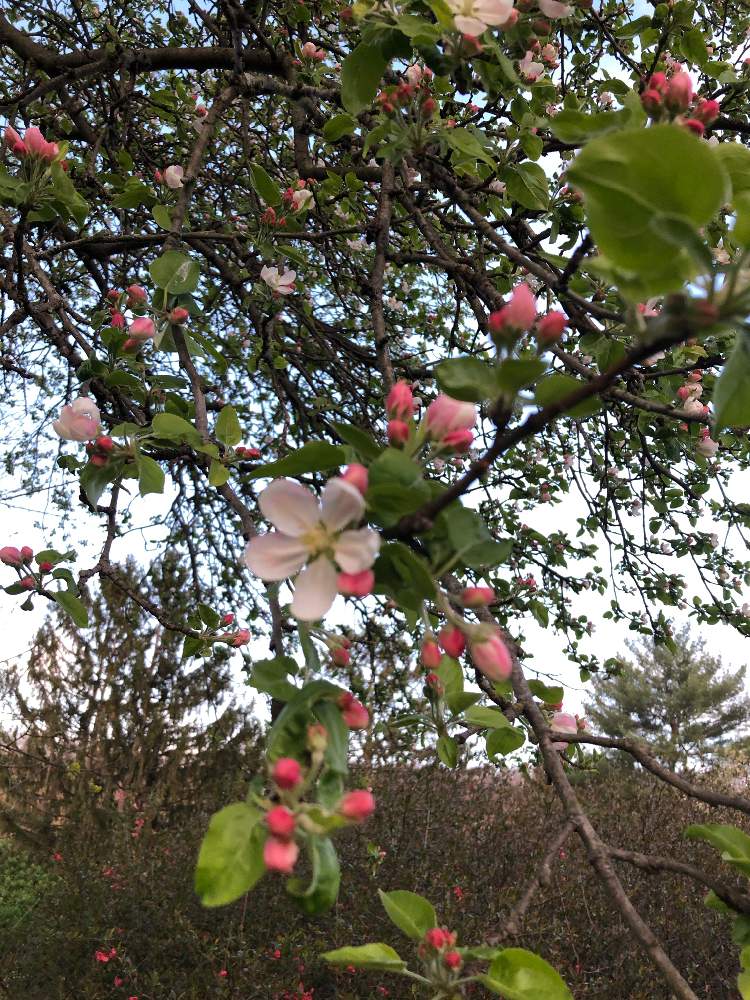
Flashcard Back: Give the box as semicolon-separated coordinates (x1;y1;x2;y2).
320;478;365;531
259;479;320;536
334;528;380;573
243;533;308;581
290;556;338;620
539;0;572;16
453;14;486;33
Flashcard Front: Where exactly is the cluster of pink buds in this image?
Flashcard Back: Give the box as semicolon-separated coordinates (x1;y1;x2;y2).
641;70;719;135
425;595;513;685
4;125;61;163
424;395;476;453
386;380;417;446
0;545;47;590
300;40;326;61
418;927;462;972
85;435;115;467
263;753;375;875
376;64;434;117
260;206;287;227
235;445;262;460
105;286;159;350
329;635;352;666
1;545;34;567
489;283;567;346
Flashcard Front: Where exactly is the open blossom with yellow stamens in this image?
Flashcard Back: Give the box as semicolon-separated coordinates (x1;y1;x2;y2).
243;478;380;620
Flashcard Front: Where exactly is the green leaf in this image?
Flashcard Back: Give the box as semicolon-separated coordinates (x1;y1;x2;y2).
247;441;345;481
505;162;549;211
341;42;388;116
716;143;750;196
151;412;203;446
135;453;165;495
535;374;602;418
496;358;548;393
321;943;406;971
195;802;266;907
331;421;382;460
445;128;496;169
313;699;350;775
464;706;512;729
437;733;459;767
49;164;89;225
436;356;498;402
152;203;173;230
480;948;573;999
378;889;437;940
52;590;89;627
215;405;242;446
527;679;564;704
486;726;525;758
375;542;435;603
249;655;299;701
80;461;117;506
680;27;708;66
685;823;750;877
267;679;342;760
208;460;231;487
112;179;155;210
713;333;750;432
149;251;200;294
323;114;358;142
249;163;282;207
287;836;341;915
548;106;644;144
567;124;729;297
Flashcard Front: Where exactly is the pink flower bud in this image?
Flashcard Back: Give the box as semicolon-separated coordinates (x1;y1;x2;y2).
128;317;155;341
231;628;250;647
23;127;58;162
154;169;163;184
126;284;147;304
551;711;577;749
263;836;299;873
683;118;704;136
340;463;368;495
387;419;410;446
461;586;496;607
648;71;668;94
20;576;35;590
665;72;693;112
110;311;125;329
221;612;235;625
444;951;462;970
39;561;53;573
20;546;33;563
438;626;466;659
425;396;476;441
271;757;302;790
421;639;442;670
443;428;474;453
339;789;375;822
4;125;26;156
491;283;537;335
0;546;22;566
338;569;375;597
266;805;296;840
537;311;567;343
640;89;662;115
332;645;351;667
338;692;370;729
170;307;189;323
693;98;720;124
106;289;121;301
386;380;415;420
470;629;512;682
424;928;450;950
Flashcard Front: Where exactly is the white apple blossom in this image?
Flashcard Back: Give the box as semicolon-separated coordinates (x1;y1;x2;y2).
164;164;184;189
519;51;544;81
261;264;296;295
683;398;705;417
243;478;380;620
696;436;719;458
446;0;515;36
539;0;572;16
489;179;506;194
53;396;101;441
291;188;313;211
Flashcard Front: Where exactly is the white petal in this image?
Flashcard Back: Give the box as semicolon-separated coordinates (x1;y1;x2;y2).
334;528;381;573
320;478;365;531
259;479;320;535
454;14;487;33
243;533;308;581
290;556;338;620
475;0;514;24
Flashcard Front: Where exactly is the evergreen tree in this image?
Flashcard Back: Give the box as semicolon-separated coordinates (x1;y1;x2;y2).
0;555;259;847
585;627;750;766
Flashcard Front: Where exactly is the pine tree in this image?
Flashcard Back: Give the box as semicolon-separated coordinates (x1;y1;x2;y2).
0;555;258;846
585;626;750;766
